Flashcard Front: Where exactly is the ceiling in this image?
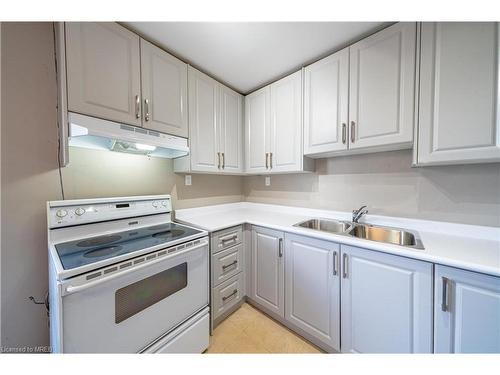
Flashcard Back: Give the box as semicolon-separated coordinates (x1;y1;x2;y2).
124;22;387;94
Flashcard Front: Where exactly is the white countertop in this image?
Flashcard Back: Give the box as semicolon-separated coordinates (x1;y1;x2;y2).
175;202;500;277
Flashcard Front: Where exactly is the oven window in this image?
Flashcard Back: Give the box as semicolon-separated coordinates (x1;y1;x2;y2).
115;263;188;324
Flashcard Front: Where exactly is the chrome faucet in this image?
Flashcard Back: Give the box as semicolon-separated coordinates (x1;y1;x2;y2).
352;205;368;223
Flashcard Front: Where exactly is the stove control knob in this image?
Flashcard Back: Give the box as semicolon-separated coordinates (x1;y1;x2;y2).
56;209;67;218
75;207;86;216
152;201;158;208
161;200;168;207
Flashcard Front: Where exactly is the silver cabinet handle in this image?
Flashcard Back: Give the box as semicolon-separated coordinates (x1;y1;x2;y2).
278;238;283;258
342;123;347;144
217;152;221;169
265;153;269;169
135;95;140;119
333;251;338;276
144;99;150;121
222;289;238;302
270;152;273;169
220;234;237;244
222;152;225;169
342;253;348;278
441;277;451;312
222;260;238;270
350;121;355;143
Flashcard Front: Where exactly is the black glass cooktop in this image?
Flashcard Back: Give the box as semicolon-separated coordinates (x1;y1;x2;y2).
55;223;202;270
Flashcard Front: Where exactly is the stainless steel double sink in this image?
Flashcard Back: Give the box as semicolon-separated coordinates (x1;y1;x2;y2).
294;218;425;250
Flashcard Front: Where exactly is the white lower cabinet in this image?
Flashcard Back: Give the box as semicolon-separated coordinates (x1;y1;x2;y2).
340;245;433;353
284;234;340;351
434;265;500;353
250;226;284;317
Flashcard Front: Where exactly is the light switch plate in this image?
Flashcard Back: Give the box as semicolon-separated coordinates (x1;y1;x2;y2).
185;175;192;186
265;176;271;186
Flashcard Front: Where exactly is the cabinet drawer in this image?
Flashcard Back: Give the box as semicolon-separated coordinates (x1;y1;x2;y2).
212;243;244;286
212;273;244;320
211;226;243;254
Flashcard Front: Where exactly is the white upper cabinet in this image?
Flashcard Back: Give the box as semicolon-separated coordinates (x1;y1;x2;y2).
187;67;220;172
341;245;433;353
435;265;500;353
245;86;270;173
416;22;500;165
65;22;142;126
140;39;188;137
245;71;312;174
175;67;244;174
270;70;305;172
304;48;349;156
285;234;340;351
219;85;244;173
349;22;416;150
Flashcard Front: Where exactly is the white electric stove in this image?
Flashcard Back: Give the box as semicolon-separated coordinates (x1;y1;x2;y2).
47;195;210;353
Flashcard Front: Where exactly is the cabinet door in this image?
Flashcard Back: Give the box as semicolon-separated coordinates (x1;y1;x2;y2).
140;39;188;137
304;48;349;156
435;265;500;353
188;67;220;172
417;22;500;165
285;234;340;351
219;86;244;173
245;87;270;173
349;22;416;150
65;22;142;126
250;226;284;317
269;70;303;172
341;245;432;353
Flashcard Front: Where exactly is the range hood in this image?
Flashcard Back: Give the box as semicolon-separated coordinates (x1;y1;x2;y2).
68;112;189;159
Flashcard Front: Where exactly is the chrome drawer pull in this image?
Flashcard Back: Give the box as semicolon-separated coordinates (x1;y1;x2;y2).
342;123;347;144
342;253;348;279
222;260;238;270
441;277;451;312
333;251;338;276
220;234;237;244
222;289;238;302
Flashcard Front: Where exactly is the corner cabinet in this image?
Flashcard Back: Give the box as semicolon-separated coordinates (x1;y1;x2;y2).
434;265;500;353
174;67;243;174
65;22;142;126
340;245;433;353
245;70;313;174
416;22;500;165
284;234;340;351
249;227;284;318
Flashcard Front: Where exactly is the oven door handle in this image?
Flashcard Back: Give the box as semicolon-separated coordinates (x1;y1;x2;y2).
63;239;208;296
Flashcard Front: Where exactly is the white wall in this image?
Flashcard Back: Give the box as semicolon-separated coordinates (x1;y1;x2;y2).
244;150;500;227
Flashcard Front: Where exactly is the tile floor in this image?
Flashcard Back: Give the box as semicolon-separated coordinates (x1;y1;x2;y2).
206;302;324;353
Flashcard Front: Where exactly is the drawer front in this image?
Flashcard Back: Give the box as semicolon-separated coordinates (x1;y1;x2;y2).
212;273;244;320
211;226;243;254
212;243;244;286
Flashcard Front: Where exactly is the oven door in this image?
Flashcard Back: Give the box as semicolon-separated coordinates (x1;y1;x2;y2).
59;239;209;353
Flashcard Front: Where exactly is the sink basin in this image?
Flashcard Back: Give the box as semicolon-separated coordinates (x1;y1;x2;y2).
294;219;352;234
348;224;425;249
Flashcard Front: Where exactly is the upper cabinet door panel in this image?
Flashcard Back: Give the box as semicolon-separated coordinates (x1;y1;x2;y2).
220;86;243;172
270;70;303;172
304;48;349;155
349;22;416;150
140;39;188;137
245;87;269;173
417;22;500;165
188;67;219;172
65;22;142;126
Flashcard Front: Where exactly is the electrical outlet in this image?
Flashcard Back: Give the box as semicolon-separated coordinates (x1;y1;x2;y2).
185;175;192;186
265;176;271;186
